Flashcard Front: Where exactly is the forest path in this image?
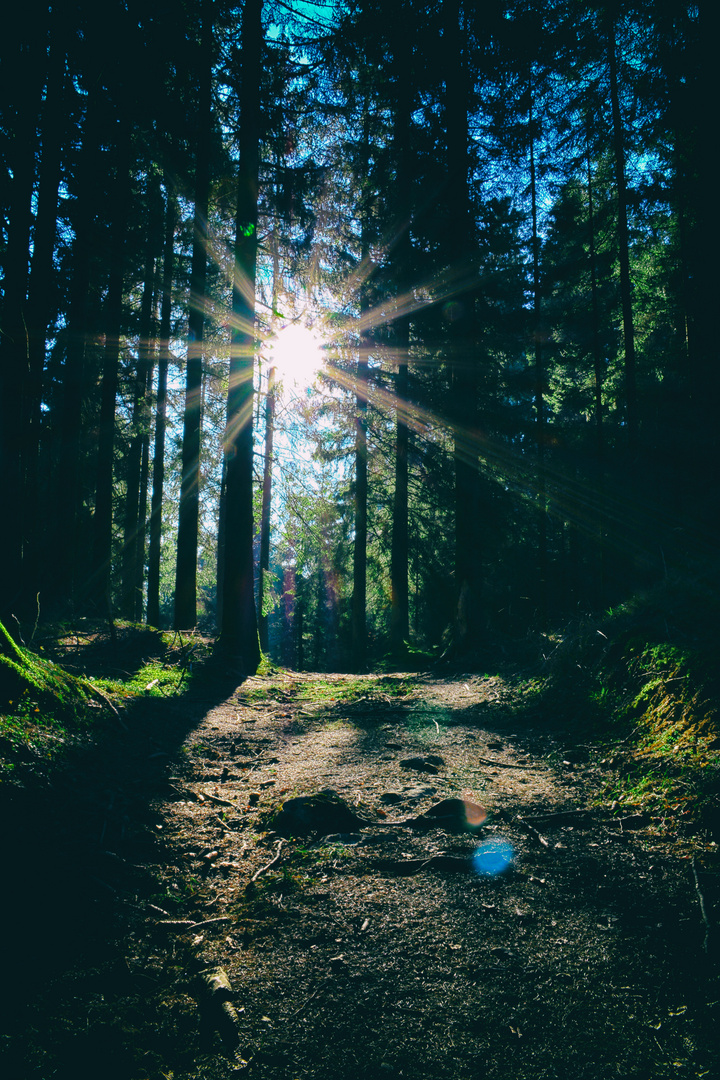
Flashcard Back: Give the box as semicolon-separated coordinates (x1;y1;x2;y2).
3;670;718;1079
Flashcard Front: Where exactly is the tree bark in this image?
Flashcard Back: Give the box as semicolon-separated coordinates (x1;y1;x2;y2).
147;188;177;628
219;0;262;671
121;175;161;621
174;0;213;629
258;363;277;654
529;87;548;629
56;85;105;608
389;0;412;655
352;323;369;667
22;22;66;619
91;116;132;612
258;224;280;654
586;121;606;607
445;0;480;654
607;9;638;460
0;18;45;630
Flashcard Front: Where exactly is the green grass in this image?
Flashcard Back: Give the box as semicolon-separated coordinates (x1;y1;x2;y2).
92;659;186;699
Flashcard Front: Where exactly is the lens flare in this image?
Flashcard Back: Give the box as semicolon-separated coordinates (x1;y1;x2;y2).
471;838;514;877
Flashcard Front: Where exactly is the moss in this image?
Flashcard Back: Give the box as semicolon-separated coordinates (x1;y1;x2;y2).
0;621;89;720
535;575;720;835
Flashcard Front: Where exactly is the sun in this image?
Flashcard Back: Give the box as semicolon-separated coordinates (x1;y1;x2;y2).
268;322;326;388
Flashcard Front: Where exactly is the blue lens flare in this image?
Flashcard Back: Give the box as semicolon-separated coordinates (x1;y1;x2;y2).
471;838;514;876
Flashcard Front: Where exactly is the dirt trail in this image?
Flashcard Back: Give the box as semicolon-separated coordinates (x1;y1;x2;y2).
2;671;718;1079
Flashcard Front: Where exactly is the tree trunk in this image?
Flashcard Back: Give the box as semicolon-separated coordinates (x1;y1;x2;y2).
122;203;157;621
607;10;638;461
56;86;105;609
258;225;280;654
135;368;153;622
586;122;606;608
0;21;45;630
529;90;548;629
445;0;480;654
352;157;371;668
219;0;262;671
135;179;164;622
91;117;131;612
258;363;277;653
389;1;412;655
352;322;369;667
147;189;177;628
175;0;213;629
351;96;376;668
22;23;66;620
295;571;305;671
673;1;718;529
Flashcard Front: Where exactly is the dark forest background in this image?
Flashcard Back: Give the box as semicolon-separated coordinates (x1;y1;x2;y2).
1;0;716;673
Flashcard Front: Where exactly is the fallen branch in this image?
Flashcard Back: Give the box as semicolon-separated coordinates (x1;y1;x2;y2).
186;916;233;931
691;856;712;954
203;791;236;808
251;840;284;882
515;815;549;848
88;683;129;731
525;809;591;825
476;757;540;771
373;853;469;875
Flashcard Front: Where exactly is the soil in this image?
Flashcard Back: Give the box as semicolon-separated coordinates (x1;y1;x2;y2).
1;665;719;1080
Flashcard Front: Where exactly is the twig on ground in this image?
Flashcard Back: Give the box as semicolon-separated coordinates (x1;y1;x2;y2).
525;809;589;822
476;757;540;770
88;683;129;731
251;840;284;882
10;614;26;646
214;813;235;832
186;916;232;931
515;815;550;847
289;979;328;1018
147;903;173;918
203;791;237;808
691;856;712;953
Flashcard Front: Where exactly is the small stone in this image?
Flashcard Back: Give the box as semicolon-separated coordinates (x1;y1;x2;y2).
413;797;488;833
400;756;439;774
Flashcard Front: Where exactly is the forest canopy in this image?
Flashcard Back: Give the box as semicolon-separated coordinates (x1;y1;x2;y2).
0;0;716;673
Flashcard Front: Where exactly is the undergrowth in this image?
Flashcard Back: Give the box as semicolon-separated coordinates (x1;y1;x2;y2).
537;572;720;837
0;620;203;781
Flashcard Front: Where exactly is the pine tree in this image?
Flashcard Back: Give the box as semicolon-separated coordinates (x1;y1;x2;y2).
175;0;213;629
218;0;262;671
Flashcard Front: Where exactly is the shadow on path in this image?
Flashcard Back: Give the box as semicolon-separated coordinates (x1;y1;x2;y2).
0;661;245;1056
